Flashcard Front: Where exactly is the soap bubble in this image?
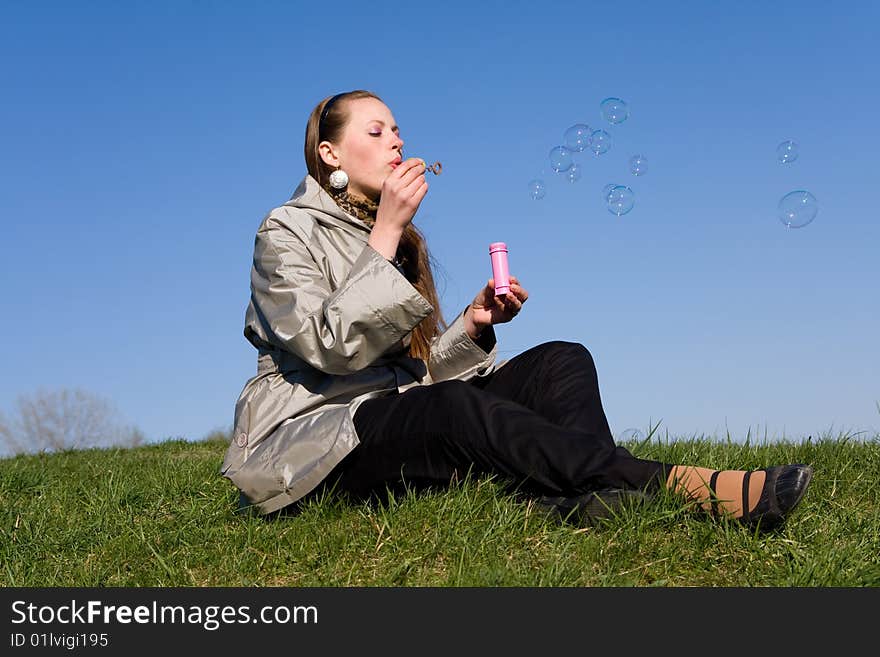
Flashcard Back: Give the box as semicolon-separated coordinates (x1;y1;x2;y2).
777;140;799;164
600;97;629;124
549;146;573;172
589;129;612;156
566;164;582;183
528;179;546;200
778;190;818;228
617;427;644;442
564;124;592;152
606;185;634;216
629;154;648;175
602;183;616;200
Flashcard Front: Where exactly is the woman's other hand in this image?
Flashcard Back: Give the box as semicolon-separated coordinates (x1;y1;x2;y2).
465;275;529;338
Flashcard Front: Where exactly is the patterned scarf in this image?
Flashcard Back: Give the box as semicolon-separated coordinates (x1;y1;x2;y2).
322;185;379;228
322;183;410;274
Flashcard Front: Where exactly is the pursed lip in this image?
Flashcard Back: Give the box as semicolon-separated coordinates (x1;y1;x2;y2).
389;156;402;168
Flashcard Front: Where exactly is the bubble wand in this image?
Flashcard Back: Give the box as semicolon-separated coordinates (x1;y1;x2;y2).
417;159;443;175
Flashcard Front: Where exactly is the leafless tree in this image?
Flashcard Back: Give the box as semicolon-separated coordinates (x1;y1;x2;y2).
0;387;145;456
0;411;12;454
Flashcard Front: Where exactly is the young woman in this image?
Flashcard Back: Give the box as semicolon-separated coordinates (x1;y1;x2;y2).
221;90;812;530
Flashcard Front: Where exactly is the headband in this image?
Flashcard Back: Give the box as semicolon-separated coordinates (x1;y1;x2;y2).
318;93;346;137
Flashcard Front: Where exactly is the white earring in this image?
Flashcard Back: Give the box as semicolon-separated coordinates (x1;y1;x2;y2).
329;168;349;189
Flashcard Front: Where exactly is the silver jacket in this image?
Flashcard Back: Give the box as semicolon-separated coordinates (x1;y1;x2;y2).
221;175;503;514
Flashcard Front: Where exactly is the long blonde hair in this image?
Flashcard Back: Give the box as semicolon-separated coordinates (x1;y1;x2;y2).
304;90;447;361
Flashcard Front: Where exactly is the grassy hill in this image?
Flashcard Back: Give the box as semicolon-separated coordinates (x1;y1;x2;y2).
2;432;878;586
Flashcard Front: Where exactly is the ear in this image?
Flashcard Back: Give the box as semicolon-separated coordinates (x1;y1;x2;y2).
318;140;341;168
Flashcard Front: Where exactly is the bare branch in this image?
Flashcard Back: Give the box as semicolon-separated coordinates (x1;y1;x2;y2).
1;387;145;455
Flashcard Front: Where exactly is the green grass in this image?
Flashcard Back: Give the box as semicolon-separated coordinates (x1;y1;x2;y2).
1;431;878;586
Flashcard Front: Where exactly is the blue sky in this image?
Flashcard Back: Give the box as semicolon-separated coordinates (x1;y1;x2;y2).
1;0;878;452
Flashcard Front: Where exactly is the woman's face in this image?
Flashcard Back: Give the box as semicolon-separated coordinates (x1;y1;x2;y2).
320;96;405;201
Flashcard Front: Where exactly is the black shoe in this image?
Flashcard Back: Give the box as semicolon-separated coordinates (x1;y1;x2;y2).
737;464;813;531
533;488;651;527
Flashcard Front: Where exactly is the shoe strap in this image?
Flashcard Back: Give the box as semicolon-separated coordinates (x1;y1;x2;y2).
741;470;752;523
709;470;721;518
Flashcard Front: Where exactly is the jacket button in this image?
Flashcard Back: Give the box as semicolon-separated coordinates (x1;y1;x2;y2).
236;432;248;447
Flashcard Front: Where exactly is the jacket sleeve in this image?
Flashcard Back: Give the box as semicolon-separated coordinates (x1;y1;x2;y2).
249;216;434;375
427;306;498;382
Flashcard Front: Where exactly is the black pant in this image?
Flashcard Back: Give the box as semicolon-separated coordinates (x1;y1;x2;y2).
326;340;672;502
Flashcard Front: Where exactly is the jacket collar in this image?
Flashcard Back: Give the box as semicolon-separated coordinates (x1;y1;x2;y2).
284;175;371;233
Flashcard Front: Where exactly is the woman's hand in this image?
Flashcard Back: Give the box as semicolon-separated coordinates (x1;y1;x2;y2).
465;275;529;338
374;158;428;233
369;158;428;261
